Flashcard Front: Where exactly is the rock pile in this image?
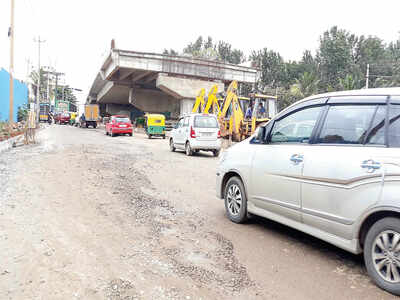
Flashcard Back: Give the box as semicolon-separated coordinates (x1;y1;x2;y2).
0;122;26;142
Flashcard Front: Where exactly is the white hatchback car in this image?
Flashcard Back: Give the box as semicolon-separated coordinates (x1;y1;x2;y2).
217;87;400;295
170;113;221;156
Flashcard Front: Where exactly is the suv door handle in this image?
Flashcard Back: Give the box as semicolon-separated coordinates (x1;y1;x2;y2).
290;154;304;165
361;159;381;173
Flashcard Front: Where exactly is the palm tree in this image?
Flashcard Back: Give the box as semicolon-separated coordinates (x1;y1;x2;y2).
339;74;356;90
290;72;320;98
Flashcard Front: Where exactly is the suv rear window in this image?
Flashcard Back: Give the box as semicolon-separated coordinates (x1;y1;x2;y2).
317;105;377;144
194;116;218;128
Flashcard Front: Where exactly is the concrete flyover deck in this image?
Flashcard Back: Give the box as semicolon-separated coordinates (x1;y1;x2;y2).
87;49;259;118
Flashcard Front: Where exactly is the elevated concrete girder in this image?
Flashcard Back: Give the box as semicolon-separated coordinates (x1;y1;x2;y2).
156;74;224;99
97;81;115;101
118;68;135;80
131;71;152;82
99;49;258;84
98;83;129;105
143;73;158;83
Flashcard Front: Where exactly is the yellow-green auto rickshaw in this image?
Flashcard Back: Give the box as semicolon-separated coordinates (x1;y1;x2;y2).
144;114;166;139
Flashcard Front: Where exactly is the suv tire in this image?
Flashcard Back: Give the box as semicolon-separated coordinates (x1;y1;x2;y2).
224;176;248;224
364;217;400;296
185;142;193;156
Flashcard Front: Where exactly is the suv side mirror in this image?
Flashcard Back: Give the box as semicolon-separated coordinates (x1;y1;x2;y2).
257;126;266;141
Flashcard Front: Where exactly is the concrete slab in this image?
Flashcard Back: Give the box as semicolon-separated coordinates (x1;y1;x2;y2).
156;74;224;99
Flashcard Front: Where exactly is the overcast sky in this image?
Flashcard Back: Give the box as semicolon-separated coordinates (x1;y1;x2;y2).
1;0;400;105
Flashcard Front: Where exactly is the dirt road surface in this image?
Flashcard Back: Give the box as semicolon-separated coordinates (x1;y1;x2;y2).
0;125;396;299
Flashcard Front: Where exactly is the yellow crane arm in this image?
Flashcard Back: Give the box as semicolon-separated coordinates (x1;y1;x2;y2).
192;88;206;113
219;81;238;118
203;85;221;116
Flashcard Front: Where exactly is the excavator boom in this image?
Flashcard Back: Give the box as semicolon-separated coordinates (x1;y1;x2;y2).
192;88;206;113
203;85;221;116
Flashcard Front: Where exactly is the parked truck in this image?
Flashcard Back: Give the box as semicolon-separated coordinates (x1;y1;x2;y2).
81;104;99;128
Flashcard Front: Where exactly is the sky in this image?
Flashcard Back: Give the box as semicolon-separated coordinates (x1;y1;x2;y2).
1;0;400;106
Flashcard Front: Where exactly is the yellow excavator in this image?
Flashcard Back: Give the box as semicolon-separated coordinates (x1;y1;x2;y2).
218;80;277;141
191;81;277;141
217;81;243;141
191;88;206;113
203;85;221;116
192;85;221;115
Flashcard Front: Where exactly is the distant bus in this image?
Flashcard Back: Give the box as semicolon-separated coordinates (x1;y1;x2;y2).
39;103;50;122
55;100;77;113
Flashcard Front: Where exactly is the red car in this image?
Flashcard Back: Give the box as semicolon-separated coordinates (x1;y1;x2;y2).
106;115;133;137
55;112;70;125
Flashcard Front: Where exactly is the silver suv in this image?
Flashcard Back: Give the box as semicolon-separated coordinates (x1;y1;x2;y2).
216;88;400;295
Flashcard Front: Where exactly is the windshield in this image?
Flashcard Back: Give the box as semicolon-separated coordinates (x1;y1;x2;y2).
116;117;130;123
194;116;218;128
62;113;70;117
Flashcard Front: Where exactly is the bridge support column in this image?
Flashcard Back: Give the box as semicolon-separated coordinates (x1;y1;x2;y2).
180;99;195;116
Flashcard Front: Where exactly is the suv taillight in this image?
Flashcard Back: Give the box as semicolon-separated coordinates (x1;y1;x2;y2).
217;130;221;138
190;126;196;138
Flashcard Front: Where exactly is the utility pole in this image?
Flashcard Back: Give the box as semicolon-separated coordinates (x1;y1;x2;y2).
366;63;370;89
34;36;45;122
46;68;50;103
25;58;31;82
9;0;14;124
53;72;64;111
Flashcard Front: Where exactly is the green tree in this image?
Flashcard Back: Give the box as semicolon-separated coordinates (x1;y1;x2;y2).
183;36;203;57
204;36;214;49
183;36;245;64
316;26;356;90
162;49;178;55
55;86;77;104
251;48;287;89
291;72;320;98
339;74;357;90
29;68;49;102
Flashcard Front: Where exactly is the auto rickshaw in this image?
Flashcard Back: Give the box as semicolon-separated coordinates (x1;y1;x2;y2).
69;112;77;125
144;114;166;139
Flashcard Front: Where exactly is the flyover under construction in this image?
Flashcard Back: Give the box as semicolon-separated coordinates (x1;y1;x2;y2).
87;48;259;119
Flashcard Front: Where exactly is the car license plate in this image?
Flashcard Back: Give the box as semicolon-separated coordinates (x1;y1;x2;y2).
202;132;212;136
119;125;127;128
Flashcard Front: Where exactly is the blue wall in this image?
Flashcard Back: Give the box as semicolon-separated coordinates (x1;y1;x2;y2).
0;68;28;122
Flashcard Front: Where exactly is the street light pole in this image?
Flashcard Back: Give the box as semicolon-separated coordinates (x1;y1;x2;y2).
9;0;14;124
35;36;45;122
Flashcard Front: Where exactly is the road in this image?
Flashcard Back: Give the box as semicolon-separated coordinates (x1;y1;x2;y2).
0;124;396;300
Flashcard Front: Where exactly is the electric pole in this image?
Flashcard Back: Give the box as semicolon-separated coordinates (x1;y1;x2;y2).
9;0;14;124
53;72;64;111
46;68;51;103
34;36;46;122
366;64;370;89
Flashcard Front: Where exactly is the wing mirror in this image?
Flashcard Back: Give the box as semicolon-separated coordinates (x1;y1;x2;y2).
257;126;266;141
